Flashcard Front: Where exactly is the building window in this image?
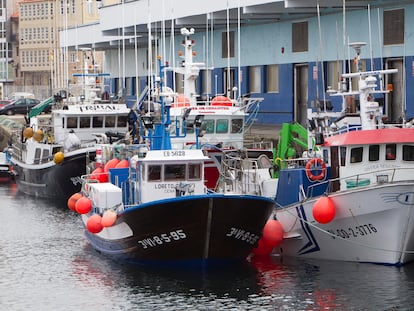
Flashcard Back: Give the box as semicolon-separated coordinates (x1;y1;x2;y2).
266;65;279;93
221;31;234;58
384;9;404;45
249;66;261;93
327;61;342;91
292;21;308;52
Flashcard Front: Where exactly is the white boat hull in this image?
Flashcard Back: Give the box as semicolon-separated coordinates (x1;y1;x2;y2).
274;182;414;265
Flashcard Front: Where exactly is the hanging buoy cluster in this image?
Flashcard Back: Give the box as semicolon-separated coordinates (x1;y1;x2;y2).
252;219;284;256
67;192;118;234
312;196;336;224
90;158;128;183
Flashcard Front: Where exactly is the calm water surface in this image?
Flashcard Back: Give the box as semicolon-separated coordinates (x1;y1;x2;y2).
1;182;414;310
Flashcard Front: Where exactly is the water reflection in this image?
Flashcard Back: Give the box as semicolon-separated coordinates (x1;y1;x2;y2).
2;180;414;310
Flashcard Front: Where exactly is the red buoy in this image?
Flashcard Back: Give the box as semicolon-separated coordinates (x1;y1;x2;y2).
312;196;336;224
86;214;103;233
90;167;108;183
261;219;284;247
67;192;83;211
101;210;117;227
252;238;274;256
75;197;92;214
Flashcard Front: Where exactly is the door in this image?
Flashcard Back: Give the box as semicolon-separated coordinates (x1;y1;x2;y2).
294;64;308;126
385;59;404;123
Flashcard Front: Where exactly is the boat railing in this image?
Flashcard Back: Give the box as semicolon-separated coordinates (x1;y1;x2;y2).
324;122;411;137
304;166;414;199
217;151;273;195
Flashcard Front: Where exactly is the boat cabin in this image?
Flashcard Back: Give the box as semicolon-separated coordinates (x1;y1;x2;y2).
51;103;130;144
168;105;246;149
138;149;209;203
321;127;414;191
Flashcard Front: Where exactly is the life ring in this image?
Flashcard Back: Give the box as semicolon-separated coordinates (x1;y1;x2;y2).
305;158;326;181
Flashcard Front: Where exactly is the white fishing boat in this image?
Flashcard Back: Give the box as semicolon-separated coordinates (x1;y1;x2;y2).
220;43;414;265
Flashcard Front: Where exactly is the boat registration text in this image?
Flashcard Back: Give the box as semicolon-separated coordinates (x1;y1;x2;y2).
327;223;378;239
138;229;187;249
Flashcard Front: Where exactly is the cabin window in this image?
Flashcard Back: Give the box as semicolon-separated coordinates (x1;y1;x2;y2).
386;144;396;160
186;119;195;134
216;119;228;133
34;148;41;164
231;119;243;133
164;164;186;181
93;116;103;128
148;165;162;181
369;145;380;161
403;145;414;161
80;116;90;128
200;120;214;134
118;116;128;127
67;117;77;128
105;116;116;128
42;149;50;163
340;147;346;166
188;163;202;180
350;147;363;163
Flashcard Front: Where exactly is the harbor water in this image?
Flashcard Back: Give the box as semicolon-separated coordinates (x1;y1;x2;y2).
1;181;414;310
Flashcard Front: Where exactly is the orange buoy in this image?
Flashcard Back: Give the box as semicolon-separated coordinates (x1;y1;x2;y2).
86;214;103;233
312;196;336;224
172;94;191;107
33;129;44;142
53;151;64;164
115;159;129;168
211;95;232;106
75;197;92;214
101;210;117;227
23;127;34;139
261;219;284;247
104;158;120;172
67;192;83;211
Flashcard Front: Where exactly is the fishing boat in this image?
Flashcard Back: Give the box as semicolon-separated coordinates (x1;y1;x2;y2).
101;27;271;191
220;43;414;265
0;148;14;182
10;57;131;202
68;58;275;266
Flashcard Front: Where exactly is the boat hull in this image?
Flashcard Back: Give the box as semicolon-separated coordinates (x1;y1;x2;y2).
12;150;95;202
274;182;414;265
83;194;275;265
